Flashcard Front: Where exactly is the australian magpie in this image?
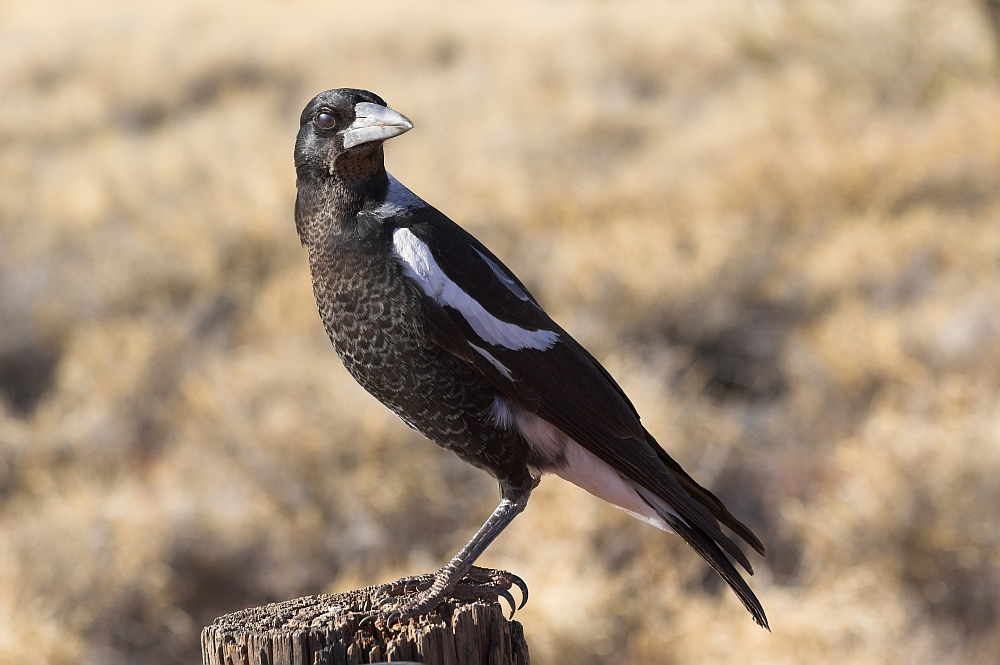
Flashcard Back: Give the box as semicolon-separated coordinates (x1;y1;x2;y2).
293;88;768;629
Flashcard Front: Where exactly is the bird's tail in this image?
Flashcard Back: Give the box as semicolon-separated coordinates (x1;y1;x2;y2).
644;428;766;557
639;428;770;630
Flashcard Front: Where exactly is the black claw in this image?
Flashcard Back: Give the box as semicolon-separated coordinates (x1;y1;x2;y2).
497;588;517;619
510;574;529;609
385;610;402;627
374;583;393;599
376;595;397;609
359;614;377;629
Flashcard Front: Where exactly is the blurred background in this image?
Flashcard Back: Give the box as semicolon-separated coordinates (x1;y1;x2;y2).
1;1;998;663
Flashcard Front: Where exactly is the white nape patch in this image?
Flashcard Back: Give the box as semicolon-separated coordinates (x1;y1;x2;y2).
392;228;560;351
374;174;427;217
488;397;676;533
472;247;534;304
470;343;513;380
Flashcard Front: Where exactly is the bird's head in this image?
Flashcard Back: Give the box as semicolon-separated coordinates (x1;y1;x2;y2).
294;88;412;178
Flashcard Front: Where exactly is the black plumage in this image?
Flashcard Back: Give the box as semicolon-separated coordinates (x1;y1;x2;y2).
293;88;768;629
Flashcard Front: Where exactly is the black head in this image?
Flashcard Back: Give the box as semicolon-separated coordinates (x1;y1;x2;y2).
294;88;412;177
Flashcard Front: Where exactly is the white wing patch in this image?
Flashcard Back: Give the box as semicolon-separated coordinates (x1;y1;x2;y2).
470;343;514;380
472;247;535;304
392;228;559;351
374;174;427;217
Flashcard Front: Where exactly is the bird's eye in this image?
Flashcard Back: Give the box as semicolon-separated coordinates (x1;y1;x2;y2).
315;112;336;129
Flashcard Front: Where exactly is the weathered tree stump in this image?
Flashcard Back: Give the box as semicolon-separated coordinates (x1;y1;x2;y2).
201;578;530;665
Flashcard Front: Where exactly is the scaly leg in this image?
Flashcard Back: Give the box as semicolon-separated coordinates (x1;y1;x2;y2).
374;486;533;626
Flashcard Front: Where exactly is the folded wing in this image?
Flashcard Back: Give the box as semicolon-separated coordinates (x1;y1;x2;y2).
391;208;768;628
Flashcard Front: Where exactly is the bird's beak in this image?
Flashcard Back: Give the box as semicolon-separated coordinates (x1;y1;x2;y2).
341;102;413;149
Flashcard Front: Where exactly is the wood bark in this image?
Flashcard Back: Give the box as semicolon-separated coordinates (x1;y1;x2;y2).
201;580;529;665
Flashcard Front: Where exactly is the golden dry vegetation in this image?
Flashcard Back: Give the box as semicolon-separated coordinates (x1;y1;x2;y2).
1;1;999;663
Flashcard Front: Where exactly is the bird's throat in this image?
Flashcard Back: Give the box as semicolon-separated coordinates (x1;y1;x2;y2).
294;146;389;247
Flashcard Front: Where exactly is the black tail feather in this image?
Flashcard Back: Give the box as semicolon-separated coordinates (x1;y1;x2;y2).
666;513;770;630
644;427;766;557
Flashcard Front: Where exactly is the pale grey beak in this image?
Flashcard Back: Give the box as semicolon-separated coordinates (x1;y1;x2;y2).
341;102;413;149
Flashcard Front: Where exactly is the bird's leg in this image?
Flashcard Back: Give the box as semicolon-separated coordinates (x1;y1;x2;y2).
375;482;534;625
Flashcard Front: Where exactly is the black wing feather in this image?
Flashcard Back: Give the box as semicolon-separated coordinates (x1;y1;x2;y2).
513;338;757;575
419;295;475;364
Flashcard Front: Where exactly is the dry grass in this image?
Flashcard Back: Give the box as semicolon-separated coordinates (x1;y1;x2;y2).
1;1;998;663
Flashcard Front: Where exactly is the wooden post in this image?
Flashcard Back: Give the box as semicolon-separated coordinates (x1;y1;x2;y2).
201;578;530;665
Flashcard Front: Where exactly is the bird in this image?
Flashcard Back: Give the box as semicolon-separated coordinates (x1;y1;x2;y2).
293;88;768;629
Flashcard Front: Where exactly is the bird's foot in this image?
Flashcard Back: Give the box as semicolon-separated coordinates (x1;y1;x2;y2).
367;565;527;627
